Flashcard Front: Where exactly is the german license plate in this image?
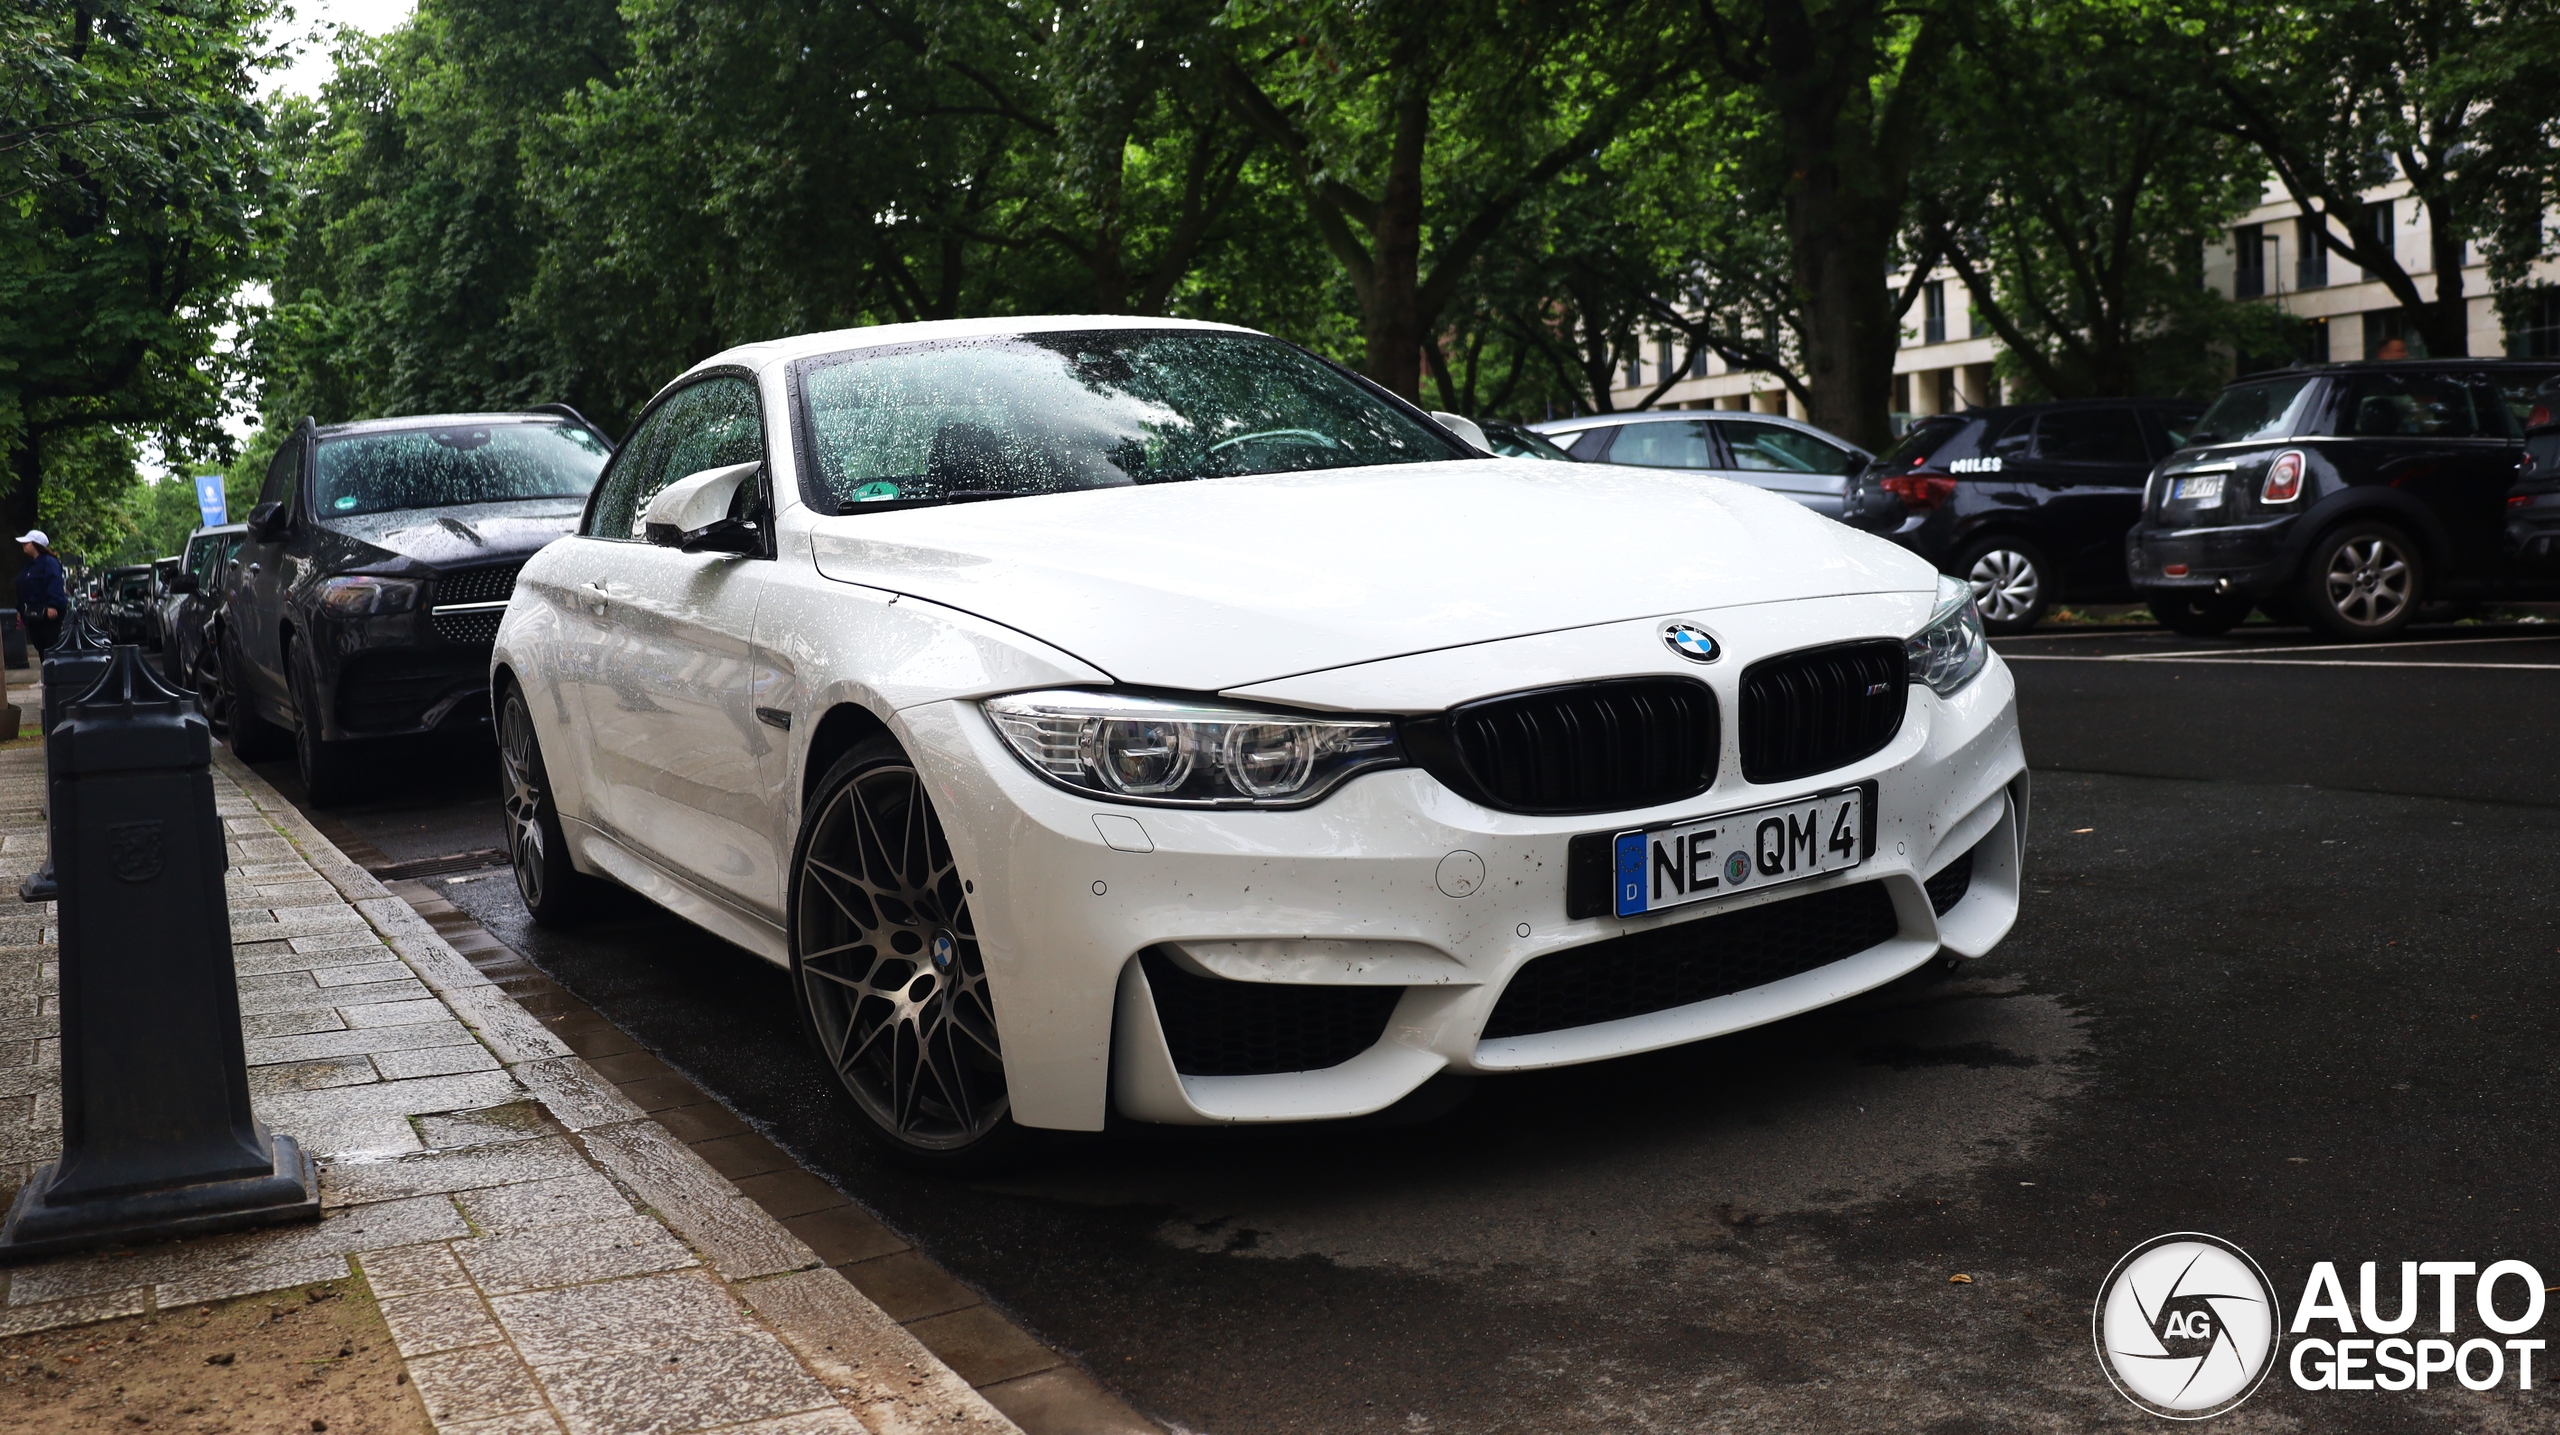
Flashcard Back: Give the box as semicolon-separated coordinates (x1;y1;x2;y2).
1610;788;1866;918
2172;474;2224;502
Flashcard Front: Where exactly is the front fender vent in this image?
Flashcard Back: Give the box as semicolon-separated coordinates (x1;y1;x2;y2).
1139;948;1400;1077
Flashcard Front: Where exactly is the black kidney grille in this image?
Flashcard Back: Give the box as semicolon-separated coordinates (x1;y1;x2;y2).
1925;845;1976;916
434;561;525;607
1739;640;1907;784
1483;880;1902;1040
1140;948;1401;1076
1422;677;1718;816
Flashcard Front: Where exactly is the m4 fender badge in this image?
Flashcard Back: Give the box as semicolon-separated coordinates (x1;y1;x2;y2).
1662;622;1721;663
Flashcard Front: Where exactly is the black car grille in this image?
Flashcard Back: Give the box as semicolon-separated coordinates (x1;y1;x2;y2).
1405;678;1718;816
335;649;488;734
1139;948;1401;1077
1925;846;1976;916
434;562;525;607
1738;640;1907;784
431;609;504;646
1483;880;1902;1040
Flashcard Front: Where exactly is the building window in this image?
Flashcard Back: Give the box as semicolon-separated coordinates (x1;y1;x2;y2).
2233;224;2266;298
2365;308;2420;360
1936;369;1958;412
2296;216;2328;289
1625;352;1642;389
2363;201;2394;272
2300;315;2330;364
1657;335;1676;384
1923;281;1947;344
2509;289;2560;358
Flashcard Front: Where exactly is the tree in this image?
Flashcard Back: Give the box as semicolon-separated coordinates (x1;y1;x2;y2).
0;0;270;595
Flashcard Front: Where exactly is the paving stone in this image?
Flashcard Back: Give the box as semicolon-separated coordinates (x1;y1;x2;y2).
292;930;392;954
778;1207;908;1267
409;1343;550;1426
380;1284;508;1357
236;944;389;978
840;1250;979;1323
284;1106;426;1160
455;1213;696;1295
239;977;430;1015
552;1019;640;1061
389;932;500;993
456;1170;634;1232
577;1120;817;1281
721;1411;874;1435
244;1018;479;1067
357;1241;471;1298
235;968;320;995
157;1251;350;1307
539;1331;837;1435
313;960;416;988
736;1168;851;1220
444;1410;568;1435
652;1101;750;1144
489;1270;756;1366
0;1285;148;1335
346;996;466;1028
905;1305;1061;1387
977;1366;1162;1435
444;983;575;1062
512;1056;647;1131
374;1040;501;1079
246;1055;380;1094
0;1061;58;1099
260;1068;519;1124
737;1269;1018;1435
581;1051;676;1085
241;1007;347;1038
323;1135;591;1205
9;1193;467;1304
418;1101;561;1150
690;1132;794;1183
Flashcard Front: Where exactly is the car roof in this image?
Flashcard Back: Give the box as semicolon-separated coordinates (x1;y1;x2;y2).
676;315;1259;391
2225;359;2560;386
188;523;247;540
1904;397;2203;429
309;412;593;440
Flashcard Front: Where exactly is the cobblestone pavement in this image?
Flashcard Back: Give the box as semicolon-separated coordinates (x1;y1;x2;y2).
0;727;1016;1435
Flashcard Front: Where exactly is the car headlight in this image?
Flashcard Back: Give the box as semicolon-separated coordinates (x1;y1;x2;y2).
1905;573;1988;696
982;690;1403;807
315;576;421;617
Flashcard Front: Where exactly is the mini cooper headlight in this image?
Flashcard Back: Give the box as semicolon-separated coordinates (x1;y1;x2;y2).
315;576;421;617
983;691;1403;807
1905;573;1988;696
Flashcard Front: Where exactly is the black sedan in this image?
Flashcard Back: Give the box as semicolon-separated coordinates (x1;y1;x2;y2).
1843;399;2203;633
2128;360;2560;639
2505;374;2560;572
223;409;612;803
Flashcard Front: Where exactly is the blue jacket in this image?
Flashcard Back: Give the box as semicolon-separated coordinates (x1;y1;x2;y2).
14;553;65;617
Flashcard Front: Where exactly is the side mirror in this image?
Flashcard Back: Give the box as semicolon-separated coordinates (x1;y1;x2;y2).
245;501;287;541
642;461;764;554
168;573;198;595
1841;453;1871;479
1429;411;1493;454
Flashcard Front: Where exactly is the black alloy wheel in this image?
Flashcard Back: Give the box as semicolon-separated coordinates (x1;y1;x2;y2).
791;737;1020;1168
1955;538;2054;635
222;634;293;762
190;631;230;735
2147;592;2254;638
498;682;595;925
287;639;358;805
2299;520;2423;642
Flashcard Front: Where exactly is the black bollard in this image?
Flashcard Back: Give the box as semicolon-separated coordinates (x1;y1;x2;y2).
0;647;320;1259
18;620;115;903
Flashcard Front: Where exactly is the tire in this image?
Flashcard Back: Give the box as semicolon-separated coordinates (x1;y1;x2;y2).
1955;539;2054;635
498;681;600;925
790;736;1029;1171
287;639;360;805
2298;520;2424;642
190;634;230;735
2147;592;2253;637
223;636;293;762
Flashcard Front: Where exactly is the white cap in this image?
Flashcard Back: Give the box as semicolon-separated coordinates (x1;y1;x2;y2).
13;530;45;548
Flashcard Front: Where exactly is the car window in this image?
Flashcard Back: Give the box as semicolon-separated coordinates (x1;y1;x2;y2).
2033;408;2148;463
2191;376;2318;445
1556;427;1617;459
1486;425;1574;461
2153;407;2208;451
1603;420;1717;469
259;439;301;514
1874;416;1967;468
312;422;610;519
2474;375;2550;439
1720;420;1858;474
588;377;765;539
2335;371;2476;438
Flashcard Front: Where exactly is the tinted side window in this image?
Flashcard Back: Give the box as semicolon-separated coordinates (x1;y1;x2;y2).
2336;371;2476;438
2475;373;2557;438
1987;413;2037;457
1721;420;1857;474
1557;426;1617;459
586;376;764;540
1606;421;1717;469
2034;408;2147;463
259;439;302;512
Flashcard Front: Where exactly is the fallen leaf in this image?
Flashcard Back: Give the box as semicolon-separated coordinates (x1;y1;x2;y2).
1949;1273;1974;1284
2071;828;2093;834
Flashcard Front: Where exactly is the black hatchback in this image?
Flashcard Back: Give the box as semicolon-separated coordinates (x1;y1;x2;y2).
1842;399;2203;633
2128;360;2560;640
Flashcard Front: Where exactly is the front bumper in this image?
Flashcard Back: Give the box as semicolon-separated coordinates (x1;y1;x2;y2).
2126;515;2300;597
895;601;2029;1133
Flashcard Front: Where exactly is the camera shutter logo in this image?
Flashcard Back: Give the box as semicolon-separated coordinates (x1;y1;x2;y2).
2094;1232;2281;1419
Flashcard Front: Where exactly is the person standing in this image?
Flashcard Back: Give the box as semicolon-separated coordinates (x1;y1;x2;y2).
14;532;67;654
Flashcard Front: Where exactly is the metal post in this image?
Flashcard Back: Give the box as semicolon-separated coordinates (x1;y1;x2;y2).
0;647;320;1259
18;620;115;903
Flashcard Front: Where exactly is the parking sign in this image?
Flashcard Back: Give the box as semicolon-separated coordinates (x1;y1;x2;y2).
194;473;227;526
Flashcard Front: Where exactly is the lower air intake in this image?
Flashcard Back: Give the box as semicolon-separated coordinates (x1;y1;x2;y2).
1140;948;1401;1076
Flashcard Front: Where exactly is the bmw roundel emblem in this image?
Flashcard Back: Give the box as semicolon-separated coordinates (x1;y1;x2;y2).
1662;622;1721;663
930;931;956;970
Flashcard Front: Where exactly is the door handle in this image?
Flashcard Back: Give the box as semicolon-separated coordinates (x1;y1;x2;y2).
584;579;609;616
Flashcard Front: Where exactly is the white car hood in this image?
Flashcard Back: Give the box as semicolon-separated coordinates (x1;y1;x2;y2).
807;459;1936;693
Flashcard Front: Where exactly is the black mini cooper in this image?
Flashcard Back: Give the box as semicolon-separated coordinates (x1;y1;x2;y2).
2128;360;2560;639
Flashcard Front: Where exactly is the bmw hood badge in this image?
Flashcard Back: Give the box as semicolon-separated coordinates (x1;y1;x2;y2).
1662;622;1720;663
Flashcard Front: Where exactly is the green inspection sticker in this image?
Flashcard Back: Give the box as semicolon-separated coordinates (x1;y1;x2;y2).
334;496;358;509
851;481;901;502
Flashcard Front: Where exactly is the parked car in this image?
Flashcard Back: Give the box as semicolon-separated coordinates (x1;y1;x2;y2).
2129;360;2560;639
2503;374;2560;572
490;315;2026;1166
102;564;159;647
1840;399;2205;634
223;408;614;802
1477;420;1575;461
1529;410;1872;518
162;522;246;718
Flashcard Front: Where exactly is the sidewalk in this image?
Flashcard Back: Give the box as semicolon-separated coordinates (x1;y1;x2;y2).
0;712;1021;1435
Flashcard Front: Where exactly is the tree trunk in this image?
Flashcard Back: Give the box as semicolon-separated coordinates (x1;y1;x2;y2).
1775;111;1902;451
2418;194;2469;358
1363;80;1431;402
2;432;41;614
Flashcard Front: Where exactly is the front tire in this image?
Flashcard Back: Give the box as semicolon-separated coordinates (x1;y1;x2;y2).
2299;521;2423;642
1956;539;2053;635
2147;592;2253;637
223;636;293;762
499;682;600;925
790;737;1025;1170
288;640;359;806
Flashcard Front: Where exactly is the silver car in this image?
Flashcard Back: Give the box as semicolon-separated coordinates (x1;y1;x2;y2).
1532;411;1872;519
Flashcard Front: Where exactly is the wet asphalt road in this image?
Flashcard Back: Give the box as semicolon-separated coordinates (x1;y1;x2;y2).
250;622;2560;1432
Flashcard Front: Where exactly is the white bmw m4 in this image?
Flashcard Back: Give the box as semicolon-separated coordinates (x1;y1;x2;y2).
490;316;2027;1165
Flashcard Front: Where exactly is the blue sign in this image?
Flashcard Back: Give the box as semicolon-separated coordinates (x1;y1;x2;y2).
194;473;227;526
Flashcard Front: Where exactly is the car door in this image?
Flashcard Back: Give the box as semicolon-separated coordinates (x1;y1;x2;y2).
2016;407;2154;593
1711;418;1863;517
230;435;305;716
556;373;782;922
2330;368;2511;584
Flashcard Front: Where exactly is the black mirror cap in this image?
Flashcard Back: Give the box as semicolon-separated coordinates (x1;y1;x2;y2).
245;501;287;540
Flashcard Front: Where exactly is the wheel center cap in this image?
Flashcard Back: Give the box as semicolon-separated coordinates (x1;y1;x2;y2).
929;930;956;971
